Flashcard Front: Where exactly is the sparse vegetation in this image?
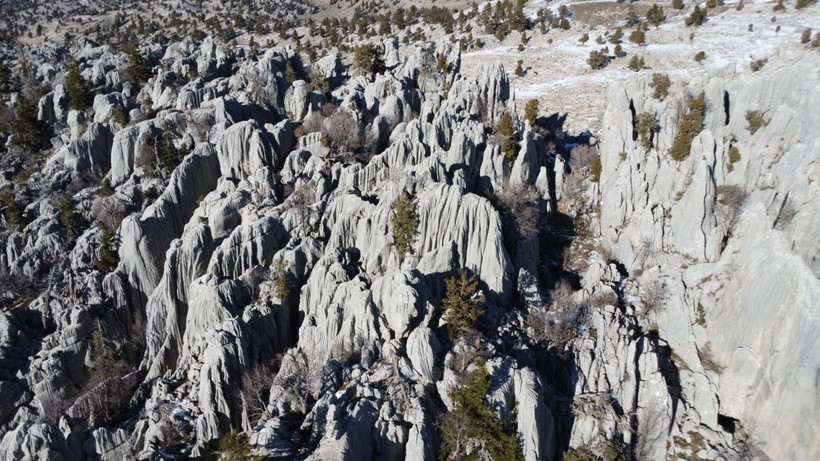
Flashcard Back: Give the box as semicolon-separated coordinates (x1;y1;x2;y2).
727;146;741;172
745;110;769;134
272;259;292;299
694;51;707;63
635;112;657;149
672;0;685;9
801;28;812;44
650;73;671;100
750;58;767;72
670;92;706;162
215;431;263;461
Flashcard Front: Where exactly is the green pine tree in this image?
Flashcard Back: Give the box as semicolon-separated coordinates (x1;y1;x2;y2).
442;270;485;341
670;92;706;161
441;359;524;461
97;223;119;273
391;192;418;257
66;58;92;110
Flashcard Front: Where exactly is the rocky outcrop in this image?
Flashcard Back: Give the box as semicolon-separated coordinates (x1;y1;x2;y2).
596;52;820;460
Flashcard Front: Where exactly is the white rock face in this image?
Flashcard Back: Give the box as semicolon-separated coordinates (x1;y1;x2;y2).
119;144;220;310
597;53;820;461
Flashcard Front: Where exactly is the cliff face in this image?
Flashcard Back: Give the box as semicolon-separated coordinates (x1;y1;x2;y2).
0;29;817;461
597;50;820;461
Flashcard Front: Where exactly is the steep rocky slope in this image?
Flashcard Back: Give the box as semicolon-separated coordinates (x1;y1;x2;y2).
0;16;817;461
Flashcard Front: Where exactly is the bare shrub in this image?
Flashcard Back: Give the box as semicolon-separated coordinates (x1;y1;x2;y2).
589;289;618;309
495;182;541;240
272;349;313;415
527;280;583;352
634;404;670;461
301;111;324;134
323;109;362;153
0;268;34;308
716;184;748;228
241;364;272;424
284;181;313;223
569;143;599;171
135;138;158;175
91;196;132;231
640;279;667;318
244;67;276;106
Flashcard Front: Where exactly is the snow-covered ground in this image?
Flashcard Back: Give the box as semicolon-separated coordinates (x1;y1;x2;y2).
458;0;820;133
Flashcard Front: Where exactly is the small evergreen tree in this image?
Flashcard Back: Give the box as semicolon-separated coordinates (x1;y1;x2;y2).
694;50;707;63
10;96;47;151
157;126;185;174
579;33;589;45
353;44;385;76
610;27;623;44
685;6;707;27
391;192;418;257
524;99;539;126
112;106;128;127
670;92;706;161
514;60;524;77
629;28;646;44
100;177;114;197
97;223;119;273
628;55;645;71
441;359;524;461
0;58;10;93
65;58;92;110
587;49;609;69
442;270;485;341
801;28;812;44
59;192;78;240
497;111;515;137
646;4;666;27
124;43;152;86
1;192;26;231
672;0;685;9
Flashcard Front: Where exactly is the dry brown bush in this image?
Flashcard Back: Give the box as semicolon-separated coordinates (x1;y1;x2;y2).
241;364;272;424
495;182;540;240
569;143;599;171
640;279;667;318
324;109;362;153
